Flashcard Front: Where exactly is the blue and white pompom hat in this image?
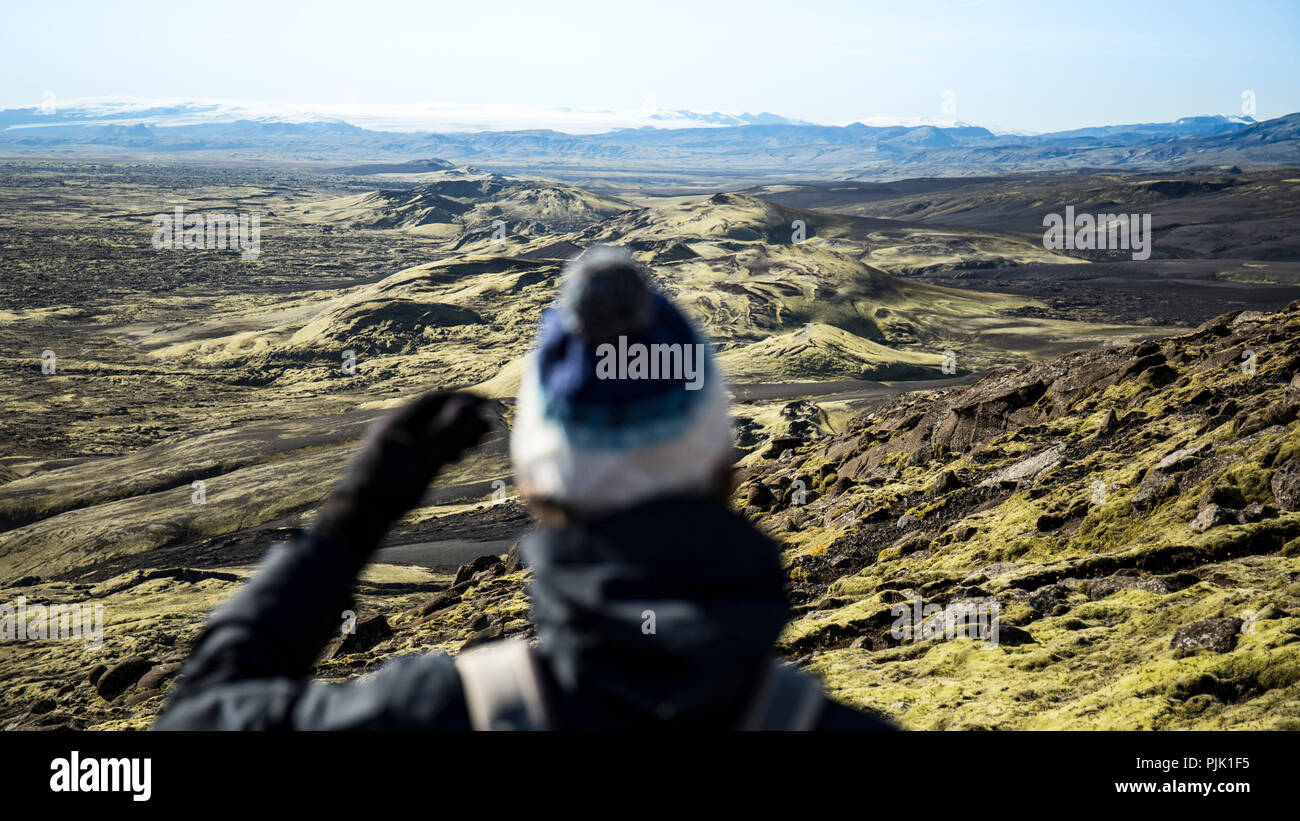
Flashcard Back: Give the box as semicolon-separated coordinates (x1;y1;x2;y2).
510;245;733;516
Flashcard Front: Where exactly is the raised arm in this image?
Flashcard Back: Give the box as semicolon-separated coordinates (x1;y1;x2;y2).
153;392;488;730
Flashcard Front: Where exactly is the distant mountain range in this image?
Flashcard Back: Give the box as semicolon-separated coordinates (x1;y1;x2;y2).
0;98;821;134
0;97;1295;183
0;97;1260;137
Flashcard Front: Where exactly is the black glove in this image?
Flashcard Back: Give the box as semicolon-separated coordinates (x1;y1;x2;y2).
314;391;491;557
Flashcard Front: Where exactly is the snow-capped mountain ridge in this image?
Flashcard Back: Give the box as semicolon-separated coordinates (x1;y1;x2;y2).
0;96;1264;139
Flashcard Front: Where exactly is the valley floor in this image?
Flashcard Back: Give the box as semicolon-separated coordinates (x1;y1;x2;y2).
2;161;1298;729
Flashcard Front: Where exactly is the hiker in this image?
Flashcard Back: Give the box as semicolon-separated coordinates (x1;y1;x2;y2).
154;246;894;731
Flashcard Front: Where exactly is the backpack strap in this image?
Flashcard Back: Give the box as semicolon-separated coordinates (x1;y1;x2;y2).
737;661;826;731
455;643;824;731
454;639;551;731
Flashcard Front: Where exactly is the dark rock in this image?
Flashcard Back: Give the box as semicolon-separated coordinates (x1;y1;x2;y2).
95;656;155;701
745;481;775;510
929;470;964;494
324;614;393;660
1036;512;1066;532
1135;445;1212;508
502;543;522;573
1185;388;1214;407
997;625;1036;646
1190;503;1235;532
1238;502;1276;523
1027;583;1069;615
461;623;504;650
1171;617;1243;653
136;662;182;692
1093;409;1119;437
952;524;978;542
87;664;107;686
123;689;162;708
762;436;804;459
1193;311;1241;337
1136;363;1178;387
1036;500;1088;532
732;416;766;450
1237;399;1300;436
827;476;856;497
1199;485;1247;509
1085;575;1172;598
26;698;57;716
11;575;40;587
5;712;85;731
1263;398;1300;427
1117;353;1167;381
1272;459;1300;512
417;591;461;617
1179;452;1239;492
452;554;504;587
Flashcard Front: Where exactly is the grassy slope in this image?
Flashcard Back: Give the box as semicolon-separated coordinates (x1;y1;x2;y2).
738;305;1300;729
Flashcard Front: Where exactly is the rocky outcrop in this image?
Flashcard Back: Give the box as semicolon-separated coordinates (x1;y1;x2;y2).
744;303;1300;728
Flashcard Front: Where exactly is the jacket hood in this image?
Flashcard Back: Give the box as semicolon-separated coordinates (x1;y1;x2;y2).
520;496;792;724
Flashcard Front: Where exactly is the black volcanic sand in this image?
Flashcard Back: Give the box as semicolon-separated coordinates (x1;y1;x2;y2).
752;169;1300;325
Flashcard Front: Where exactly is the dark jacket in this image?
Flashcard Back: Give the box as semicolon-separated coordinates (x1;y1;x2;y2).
154;497;893;731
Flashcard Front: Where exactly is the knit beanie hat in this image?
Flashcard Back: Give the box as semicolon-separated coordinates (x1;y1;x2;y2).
510;245;733;516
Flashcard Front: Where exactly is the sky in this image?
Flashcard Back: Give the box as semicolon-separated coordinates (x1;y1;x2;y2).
2;0;1297;133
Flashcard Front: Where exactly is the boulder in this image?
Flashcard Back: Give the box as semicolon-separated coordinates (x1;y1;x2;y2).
452;554;504;587
1272;460;1300;512
1170;617;1243;653
1092;409;1119;438
136;661;182;692
324;614;393;660
827;476;856;497
95;656;155;701
416;591;460;618
745;482;775;510
1117;352;1166;381
1190;503;1235;532
978;445;1064;487
502;543;522;573
461;622;504;650
928;470;964;494
762;436;804;459
123;689;162;708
